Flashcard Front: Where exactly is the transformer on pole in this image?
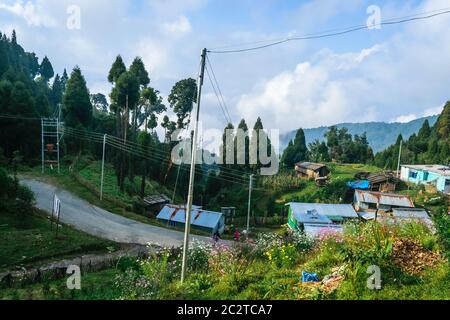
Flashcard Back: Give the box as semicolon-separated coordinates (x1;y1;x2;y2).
41;105;63;174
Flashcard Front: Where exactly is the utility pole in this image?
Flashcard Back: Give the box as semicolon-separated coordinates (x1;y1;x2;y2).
100;134;107;201
41;118;44;174
396;139;403;178
57;104;61;174
246;174;254;237
181;48;207;284
124;95;129;143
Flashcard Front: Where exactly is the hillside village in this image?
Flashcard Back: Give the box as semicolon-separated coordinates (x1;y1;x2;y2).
1;3;450;302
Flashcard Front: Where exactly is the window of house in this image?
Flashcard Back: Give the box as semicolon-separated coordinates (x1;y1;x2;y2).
423;172;429;181
409;171;418;179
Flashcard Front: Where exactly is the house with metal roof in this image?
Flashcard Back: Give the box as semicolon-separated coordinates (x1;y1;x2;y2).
400;165;450;194
286;202;359;237
295;162;329;180
353;190;414;214
360;207;433;227
156;205;225;235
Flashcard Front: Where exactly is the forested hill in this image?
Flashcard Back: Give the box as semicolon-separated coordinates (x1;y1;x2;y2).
374;102;450;169
0;30;64;159
281;115;438;153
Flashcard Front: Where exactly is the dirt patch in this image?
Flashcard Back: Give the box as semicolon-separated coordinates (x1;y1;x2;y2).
392;239;442;275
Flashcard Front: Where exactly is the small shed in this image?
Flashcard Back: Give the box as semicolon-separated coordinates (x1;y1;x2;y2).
295;162;329;180
354;190;414;213
353;172;399;192
156;204;225;235
143;194;171;215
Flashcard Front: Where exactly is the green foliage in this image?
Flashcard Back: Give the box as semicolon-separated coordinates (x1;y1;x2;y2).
434;211;450;260
281;128;308;169
325;126;374;164
261;172;307;192
63;67;93;128
375;103;450;168
309;140;330;163
0;37;45;159
0;166;35;215
39;56;54;81
107;55;126;84
129;57;150;88
90;93;109;112
168;78;197;129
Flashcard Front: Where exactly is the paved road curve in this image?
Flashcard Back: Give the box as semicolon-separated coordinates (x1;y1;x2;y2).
21;179;213;247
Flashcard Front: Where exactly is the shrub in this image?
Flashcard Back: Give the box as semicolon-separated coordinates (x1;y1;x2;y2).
188;240;211;272
115;250;178;299
0;166;35;214
434;212;450;260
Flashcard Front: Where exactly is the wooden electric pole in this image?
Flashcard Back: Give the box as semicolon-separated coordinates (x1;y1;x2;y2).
181;48;207;284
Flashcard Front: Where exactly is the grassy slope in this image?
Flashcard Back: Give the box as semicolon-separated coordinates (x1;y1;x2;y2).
277;163;381;204
0;210;117;272
78;161;178;206
0;268;121;300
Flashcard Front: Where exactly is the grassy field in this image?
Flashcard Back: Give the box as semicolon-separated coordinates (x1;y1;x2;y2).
0;210;117;272
0;268;121;300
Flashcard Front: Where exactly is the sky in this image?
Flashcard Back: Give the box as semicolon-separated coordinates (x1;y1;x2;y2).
1;0;450;140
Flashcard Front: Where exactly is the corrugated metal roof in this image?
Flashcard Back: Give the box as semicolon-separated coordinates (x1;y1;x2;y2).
295;162;327;171
392;208;430;219
156;205;223;229
402;165;450;176
294;211;333;225
354;190;414;208
287;202;359;218
143;194;170;205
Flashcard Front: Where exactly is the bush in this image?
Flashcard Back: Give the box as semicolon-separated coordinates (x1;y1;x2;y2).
434;212;450;260
188;240;211;272
115;249;179;299
0;166;35;214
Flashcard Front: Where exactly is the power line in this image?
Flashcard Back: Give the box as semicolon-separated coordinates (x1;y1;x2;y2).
208;9;450;53
208;6;450;51
63;125;254;178
62;128;251;184
206;55;233;123
205;65;230;125
0;114;42;120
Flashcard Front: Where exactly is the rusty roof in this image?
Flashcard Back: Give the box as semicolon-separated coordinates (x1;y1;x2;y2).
295;162;327;171
354;190;414;208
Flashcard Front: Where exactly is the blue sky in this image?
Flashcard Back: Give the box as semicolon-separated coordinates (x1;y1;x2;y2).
1;0;449;136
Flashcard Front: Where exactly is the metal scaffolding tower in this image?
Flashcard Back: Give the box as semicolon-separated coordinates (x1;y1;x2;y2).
41;117;63;174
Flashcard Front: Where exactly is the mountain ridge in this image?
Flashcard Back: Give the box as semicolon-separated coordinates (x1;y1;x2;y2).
280;115;439;153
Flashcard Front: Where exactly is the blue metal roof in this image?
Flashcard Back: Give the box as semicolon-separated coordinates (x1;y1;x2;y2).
287;202;359;219
156;205;223;229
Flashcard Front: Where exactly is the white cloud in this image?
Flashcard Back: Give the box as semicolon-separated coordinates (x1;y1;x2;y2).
163;15;192;35
236;45;381;130
392;105;444;123
137;37;170;78
0;0;57;27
